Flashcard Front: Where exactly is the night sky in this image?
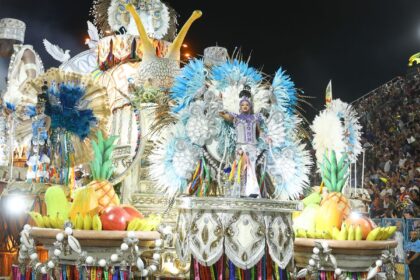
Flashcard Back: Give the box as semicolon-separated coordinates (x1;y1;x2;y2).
1;0;419;117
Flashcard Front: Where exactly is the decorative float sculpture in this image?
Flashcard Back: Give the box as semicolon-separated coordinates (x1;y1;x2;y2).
293;87;397;279
8;0;205;278
42;0;202;195
147;49;313;278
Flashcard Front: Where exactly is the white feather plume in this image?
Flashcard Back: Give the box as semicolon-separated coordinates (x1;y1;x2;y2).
43;39;71;63
86;21;100;49
311;109;345;165
215;84;270;114
329;99;363;163
149;124;201;197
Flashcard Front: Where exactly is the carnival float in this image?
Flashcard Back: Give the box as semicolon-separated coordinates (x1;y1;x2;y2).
0;0;399;279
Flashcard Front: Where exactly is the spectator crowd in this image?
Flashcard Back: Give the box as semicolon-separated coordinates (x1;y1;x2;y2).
353;74;420;220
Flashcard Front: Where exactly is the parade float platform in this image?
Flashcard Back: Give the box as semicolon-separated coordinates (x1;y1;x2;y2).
30;228;160;248
29;228;161;263
294;238;397;272
175;197;301;272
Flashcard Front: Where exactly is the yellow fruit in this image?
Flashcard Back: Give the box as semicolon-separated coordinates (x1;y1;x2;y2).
315;230;324;239
127;218;142;231
136;215;162;231
75;213;84;230
386;226;397;239
348;225;355;241
296;229;306;238
92;214;102;231
43;216;52;228
315;192;350;233
375;227;384;240
337;223;348;240
378;227;388;240
366;227;381;241
49;213;59;229
56;215;65;229
355;225;363;240
332;227;340;240
293;204;319;232
322;231;332;240
45;185;70;220
28;212;44;227
89;180;120;211
83;215;92;230
292;211;301;220
307;230;316;239
69;186;100;220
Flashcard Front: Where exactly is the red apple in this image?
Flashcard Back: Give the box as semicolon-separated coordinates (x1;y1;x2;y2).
121;204;144;221
100;206;131;231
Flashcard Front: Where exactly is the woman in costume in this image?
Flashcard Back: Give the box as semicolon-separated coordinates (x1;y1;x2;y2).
219;85;263;198
26;100;51;183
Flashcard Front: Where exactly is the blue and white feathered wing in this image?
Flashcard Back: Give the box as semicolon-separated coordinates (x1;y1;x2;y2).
265;68;312;199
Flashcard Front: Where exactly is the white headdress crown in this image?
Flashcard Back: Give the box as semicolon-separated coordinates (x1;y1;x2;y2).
0;18;25;42
204;46;228;67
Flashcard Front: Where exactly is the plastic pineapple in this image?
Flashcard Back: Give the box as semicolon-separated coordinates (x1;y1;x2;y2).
89;131;120;211
315;150;351;233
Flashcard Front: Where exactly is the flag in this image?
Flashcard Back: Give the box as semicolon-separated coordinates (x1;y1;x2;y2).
325;80;332;108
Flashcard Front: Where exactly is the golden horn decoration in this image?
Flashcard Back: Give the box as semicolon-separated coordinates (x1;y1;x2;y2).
166;10;202;60
125;4;156;57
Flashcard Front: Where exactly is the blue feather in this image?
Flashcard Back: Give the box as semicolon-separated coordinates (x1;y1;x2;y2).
272;68;297;116
211;59;262;90
5;102;15;112
45;83;97;140
170;59;206;114
25;105;36;118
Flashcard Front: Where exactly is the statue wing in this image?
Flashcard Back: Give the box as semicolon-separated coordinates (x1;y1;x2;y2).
43;39;70;63
86;21;100;48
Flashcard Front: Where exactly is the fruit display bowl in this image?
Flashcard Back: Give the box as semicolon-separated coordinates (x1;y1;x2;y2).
294;238;397;272
30;227;160;248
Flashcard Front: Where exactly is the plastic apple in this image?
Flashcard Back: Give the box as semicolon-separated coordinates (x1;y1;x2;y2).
121;204;144;221
100;206;130;231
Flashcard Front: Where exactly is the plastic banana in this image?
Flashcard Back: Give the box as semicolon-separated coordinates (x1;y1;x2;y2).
49;214;59;229
83;214;92;230
386;226;397;239
28;211;45;227
376;227;386;240
347;225;355;241
92;214;102;231
43;215;52;228
321;230;332;240
337;223;347;240
355;225;363;240
332;227;340;240
127;218;141;231
306;230;316;239
366;227;380;241
75;213;84;230
56;215;65;229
